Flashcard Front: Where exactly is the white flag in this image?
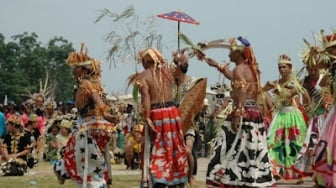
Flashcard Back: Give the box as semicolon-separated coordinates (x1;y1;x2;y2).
3;95;7;106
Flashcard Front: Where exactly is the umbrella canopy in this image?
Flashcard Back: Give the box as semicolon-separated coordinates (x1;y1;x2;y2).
157;10;199;50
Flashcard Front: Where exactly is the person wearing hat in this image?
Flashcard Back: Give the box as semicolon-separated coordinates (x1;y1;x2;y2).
55;119;72;150
54;43;118;187
264;54;309;181
131;47;188;188
204;37;275;187
0;114;32;175
312;31;336;188
291;40;333;185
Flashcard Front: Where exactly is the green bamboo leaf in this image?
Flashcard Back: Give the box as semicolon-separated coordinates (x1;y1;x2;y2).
132;86;139;103
179;32;196;47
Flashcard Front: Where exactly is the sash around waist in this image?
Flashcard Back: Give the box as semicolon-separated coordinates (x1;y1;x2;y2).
151;101;176;109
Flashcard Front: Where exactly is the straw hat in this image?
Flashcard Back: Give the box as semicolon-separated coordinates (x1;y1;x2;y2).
28;114;38;122
59;120;72;130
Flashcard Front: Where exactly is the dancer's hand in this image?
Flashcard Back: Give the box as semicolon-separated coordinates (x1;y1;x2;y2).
263;81;276;91
145;117;158;133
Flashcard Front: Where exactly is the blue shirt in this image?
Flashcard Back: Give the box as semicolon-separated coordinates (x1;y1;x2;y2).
0;112;5;137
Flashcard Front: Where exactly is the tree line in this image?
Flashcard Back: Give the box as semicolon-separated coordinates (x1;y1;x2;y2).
0;32;75;104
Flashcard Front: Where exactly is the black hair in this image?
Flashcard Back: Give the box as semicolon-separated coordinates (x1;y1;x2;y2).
35;108;44;116
179;64;188;74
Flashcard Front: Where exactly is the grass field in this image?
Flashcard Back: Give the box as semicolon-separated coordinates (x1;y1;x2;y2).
0;161;205;188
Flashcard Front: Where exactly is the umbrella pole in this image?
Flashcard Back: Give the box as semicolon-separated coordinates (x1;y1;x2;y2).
178;21;180;51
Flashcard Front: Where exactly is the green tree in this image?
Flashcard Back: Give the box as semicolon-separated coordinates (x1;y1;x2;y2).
45;37;76;103
0;32;75;104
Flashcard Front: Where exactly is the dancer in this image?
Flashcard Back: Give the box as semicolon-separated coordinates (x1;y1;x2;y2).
293;41;332;184
0;114;32;176
172;50;202;187
54;43;118;188
264;54;309;180
205;36;275;187
312;31;336;188
132;47;188;188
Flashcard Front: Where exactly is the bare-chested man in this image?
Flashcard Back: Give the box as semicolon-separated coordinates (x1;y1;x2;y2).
203;37;275;187
134;48;188;188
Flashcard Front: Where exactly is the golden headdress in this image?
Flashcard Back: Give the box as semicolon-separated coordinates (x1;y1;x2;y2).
66;42;101;79
278;54;292;65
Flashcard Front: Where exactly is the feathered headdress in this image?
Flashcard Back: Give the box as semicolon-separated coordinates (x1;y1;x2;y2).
320;29;336;61
66;42;93;67
300;38;321;67
235;36;261;93
322;29;336;49
179;33;261;92
66;42;102;80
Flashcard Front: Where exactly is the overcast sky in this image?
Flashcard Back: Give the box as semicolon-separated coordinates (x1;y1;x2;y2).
1;0;334;95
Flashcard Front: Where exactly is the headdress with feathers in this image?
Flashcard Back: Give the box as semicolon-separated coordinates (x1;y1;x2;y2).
66;42;102;80
25;71;53;109
300;32;330;67
321;29;336;61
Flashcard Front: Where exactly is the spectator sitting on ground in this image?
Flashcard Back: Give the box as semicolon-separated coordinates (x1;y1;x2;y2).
0;114;32;176
44;118;61;164
124;123;143;170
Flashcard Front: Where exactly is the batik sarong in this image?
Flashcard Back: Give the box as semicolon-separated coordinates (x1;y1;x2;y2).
206;101;275;187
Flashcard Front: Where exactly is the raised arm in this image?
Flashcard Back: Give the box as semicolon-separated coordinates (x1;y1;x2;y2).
204;57;233;80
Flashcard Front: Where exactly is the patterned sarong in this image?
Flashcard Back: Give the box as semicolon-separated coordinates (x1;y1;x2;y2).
293;110;326;177
143;105;188;187
54;117;113;188
206;101;275;187
313;106;336;188
267;106;307;180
